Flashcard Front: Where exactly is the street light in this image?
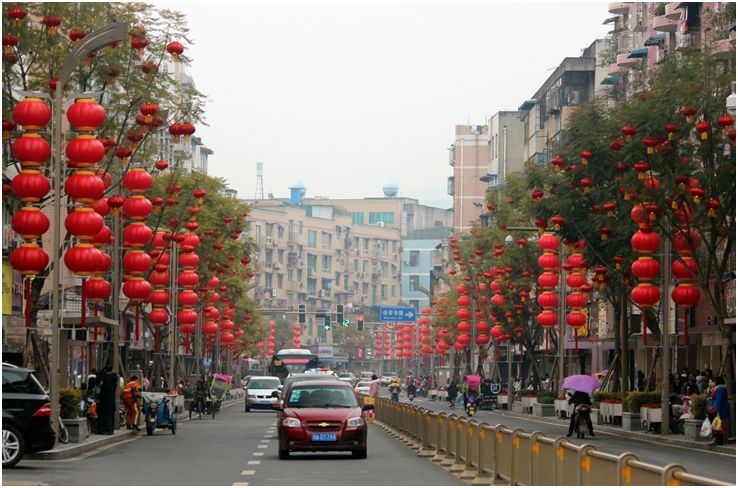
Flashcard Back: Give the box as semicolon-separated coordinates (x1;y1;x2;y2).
48;22;128;436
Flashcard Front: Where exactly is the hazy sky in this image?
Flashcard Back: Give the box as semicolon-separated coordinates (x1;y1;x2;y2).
156;1;612;208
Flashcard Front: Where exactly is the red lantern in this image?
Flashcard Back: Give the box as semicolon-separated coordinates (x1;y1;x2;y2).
457;321;471;333
490;293;505;308
65;207;104;241
538;253;559;271
122;196;152;221
122;278;152;302
123;222;153;247
566;293;586;308
530;188;544;203
538;233;559;252
622;124;637;142
42;15;61;35
122;250;152;276
631;257;660;282
537;310;557;328
538;272;559;289
550;156;564;172
13;98;51;131
12;207;50;239
10;243;49;276
66;99;105;132
631;283;660;308
566;310;587;328
64;244;103;276
579;149;592;165
695;121;711;141
114;145;133;164
123;168;153;193
672;284;700;308
178;309;198;325
671;256;698;281
12;133;51;167
65;171;104;203
12;170;50;202
166;41;184;61
717;114;734;134
84;277;111;302
631;229;660;254
66;136;106;167
537;291;558;309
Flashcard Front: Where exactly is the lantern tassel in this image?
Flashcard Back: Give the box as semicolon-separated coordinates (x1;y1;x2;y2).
643;313;647;347
80;278;87;329
135;304;140;341
24;277;31;328
684;308;689;347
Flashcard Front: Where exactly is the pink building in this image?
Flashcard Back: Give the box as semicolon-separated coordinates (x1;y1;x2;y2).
447;125;490;233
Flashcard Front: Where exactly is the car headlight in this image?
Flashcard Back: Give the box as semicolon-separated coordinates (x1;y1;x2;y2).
282;417;301;428
346;417;365;427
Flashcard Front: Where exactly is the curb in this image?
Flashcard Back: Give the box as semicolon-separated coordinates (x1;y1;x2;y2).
27;397;244;461
421;397;735;456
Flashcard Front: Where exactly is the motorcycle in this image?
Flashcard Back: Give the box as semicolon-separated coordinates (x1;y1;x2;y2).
389;386;401;402
574;404;592;439
407;392;415;402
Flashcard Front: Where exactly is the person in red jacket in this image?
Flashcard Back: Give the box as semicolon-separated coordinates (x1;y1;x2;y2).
121;375;142;431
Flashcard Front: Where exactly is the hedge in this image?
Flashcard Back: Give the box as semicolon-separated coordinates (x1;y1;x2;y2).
625;392;661;413
60;387;83;419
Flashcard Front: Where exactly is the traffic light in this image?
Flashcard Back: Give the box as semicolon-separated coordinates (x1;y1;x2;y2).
298;304;306;324
336;304;344;326
357;314;364;331
324;313;331;331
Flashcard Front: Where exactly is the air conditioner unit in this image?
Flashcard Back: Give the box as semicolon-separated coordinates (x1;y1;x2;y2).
318;289;326;297
264;236;273;244
271;288;278;298
274;262;282;270
376;221;384;228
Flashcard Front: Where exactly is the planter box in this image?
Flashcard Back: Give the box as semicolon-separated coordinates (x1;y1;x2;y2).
621;412;642;431
61;418;88;443
498;395;509;406
532;402;555;417
592;408;602;425
683;418;704;442
429;389;438;400
512;401;524;413
522;396;537;413
554;399;572;418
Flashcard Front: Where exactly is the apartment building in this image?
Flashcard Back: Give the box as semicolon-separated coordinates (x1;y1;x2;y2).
246;199;403;348
483;111;526;190
447;125;491;232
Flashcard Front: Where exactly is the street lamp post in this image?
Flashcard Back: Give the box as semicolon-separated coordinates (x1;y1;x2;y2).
48;22;128;436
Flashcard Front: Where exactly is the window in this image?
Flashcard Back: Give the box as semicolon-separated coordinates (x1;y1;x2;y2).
277;249;284;263
2;370;44;394
308;230;317;248
265;248;273;266
277;225;285;240
353;259;358;272
381;284;387;300
265;273;273;288
254;224;261;243
368;212;395;224
350;212;364;224
307;254;317;270
322;255;332;272
297;269;303;282
288;270;293;282
299;221;303;235
277;274;283;288
321;232;331;249
409;276;420;291
266;223;274;237
362;261;368;273
364;238;369;250
392;285;397;297
335;272;341;284
307;278;317;296
288;220;294;241
409;251;420;267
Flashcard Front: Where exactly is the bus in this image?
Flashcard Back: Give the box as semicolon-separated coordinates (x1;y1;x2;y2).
269;348;319;381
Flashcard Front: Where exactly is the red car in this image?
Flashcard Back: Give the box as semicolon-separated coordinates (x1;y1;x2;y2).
274;379;373;459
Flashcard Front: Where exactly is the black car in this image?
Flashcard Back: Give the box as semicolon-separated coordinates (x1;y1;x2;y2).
2;364;56;467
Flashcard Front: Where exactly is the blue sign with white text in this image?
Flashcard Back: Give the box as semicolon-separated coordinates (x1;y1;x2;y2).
379;307;416;322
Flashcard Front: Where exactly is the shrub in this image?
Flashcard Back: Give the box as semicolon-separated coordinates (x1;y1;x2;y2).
537;392;556;404
593;391;624;408
60;388;83;419
690;393;706;420
625;392;661;413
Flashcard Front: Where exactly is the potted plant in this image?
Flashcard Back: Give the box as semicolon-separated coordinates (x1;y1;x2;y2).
533;391;555;416
60;387;88;443
554;395;570;418
683;393;707;441
623;392;660;431
498;391;509;406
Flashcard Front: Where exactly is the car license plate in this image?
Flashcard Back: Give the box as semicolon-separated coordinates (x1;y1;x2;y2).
312;433;337;442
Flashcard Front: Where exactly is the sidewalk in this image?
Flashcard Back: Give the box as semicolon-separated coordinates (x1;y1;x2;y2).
29;390;246;461
422;395;735;456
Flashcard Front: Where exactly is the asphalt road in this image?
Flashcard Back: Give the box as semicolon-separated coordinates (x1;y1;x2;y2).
3;400;462;486
401;392;736;484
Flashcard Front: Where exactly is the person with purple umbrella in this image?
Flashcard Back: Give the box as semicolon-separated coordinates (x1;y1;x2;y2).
562;375;599;438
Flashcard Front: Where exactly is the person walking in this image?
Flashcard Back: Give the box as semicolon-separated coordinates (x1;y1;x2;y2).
447;381;458;410
706;376;729;446
368;374;380;399
122;375;142;431
96;366;118;435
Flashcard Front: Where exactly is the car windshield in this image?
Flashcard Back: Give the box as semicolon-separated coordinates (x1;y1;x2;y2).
356;382;370;388
249;379;281;389
2;369;45;395
339;373;351;378
286;385;359;408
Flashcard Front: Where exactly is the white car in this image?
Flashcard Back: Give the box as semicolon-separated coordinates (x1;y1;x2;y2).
354;381;372;396
244;376;282;412
338;372;356;385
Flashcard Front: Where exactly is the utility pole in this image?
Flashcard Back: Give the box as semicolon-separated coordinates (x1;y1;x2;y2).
660;234;672;435
557;238;567;393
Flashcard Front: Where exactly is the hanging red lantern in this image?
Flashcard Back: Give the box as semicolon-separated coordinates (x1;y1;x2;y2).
122;277;151;302
695;120;711;141
671;256;698;281
631;283;660;308
84;277;111;302
717;114;735;134
66;98;105;132
12;207;50;239
566;292;586;309
530;188;544;203
123;222;153;247
13;98;52;131
122;196;153;221
10;243;49;276
680;106;696;122
664;123;679;140
610;139;625;152
566;310;587;328
598;225;611;241
2;119;16;142
622;124;637;142
64;244;103;276
122;250;152;276
178;309;198;325
12;170;50;202
672;284;700;308
631;229;660;254
538;233;559;252
537;310;557;328
65;207;104;241
538;272;559;289
68;28;86;43
12;133;51;167
3;33;17;55
579;149;592;165
166;41;184;61
7;5;27;24
64;171;104;203
42;15;62;35
642;137;659;154
114;145;133;165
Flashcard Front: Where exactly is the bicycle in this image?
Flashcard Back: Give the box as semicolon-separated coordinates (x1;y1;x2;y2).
189;394;205;420
57;416;69;445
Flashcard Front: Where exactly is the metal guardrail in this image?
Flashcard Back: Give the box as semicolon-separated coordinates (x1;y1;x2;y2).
370;396;732;486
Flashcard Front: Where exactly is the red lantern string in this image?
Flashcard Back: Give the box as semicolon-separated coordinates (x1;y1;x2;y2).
80;278;86;328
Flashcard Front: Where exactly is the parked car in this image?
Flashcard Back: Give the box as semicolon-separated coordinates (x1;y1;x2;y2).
337;372;356;385
2;364;56;467
244;376;282;412
274;379;373;459
380;375;393;387
359;371;374;381
354;381;372;396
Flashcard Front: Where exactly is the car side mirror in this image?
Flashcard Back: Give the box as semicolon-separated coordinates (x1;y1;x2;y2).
362;403;374;411
277;385;283;391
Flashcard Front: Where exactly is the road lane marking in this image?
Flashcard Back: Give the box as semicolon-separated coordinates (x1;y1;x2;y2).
247;460;261;465
252;452;264;457
232;483;249;486
258;444;268;449
241;470;255;476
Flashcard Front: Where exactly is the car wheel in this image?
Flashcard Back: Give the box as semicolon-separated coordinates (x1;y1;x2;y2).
278;446;290;459
352;447;367;459
2;425;25;468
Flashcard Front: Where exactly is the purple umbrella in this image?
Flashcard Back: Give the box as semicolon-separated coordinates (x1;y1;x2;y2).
562;374;601;394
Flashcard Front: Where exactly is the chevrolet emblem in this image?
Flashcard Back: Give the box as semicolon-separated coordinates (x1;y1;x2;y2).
318;422;330;427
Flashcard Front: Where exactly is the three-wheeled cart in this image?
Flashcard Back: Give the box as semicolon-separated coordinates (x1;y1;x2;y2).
141;392;177;435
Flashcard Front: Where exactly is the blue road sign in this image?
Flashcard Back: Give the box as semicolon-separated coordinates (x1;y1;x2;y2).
379;306;416;322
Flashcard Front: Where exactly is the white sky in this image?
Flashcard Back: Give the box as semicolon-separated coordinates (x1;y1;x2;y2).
155;1;612;208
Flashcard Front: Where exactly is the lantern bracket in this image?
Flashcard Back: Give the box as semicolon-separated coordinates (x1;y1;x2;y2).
13;89;50;100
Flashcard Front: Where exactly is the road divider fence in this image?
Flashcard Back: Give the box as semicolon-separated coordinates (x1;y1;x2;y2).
370;396;730;486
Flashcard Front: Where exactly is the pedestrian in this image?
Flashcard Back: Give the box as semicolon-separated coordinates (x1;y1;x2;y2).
96;366;118;435
122;375;142;431
86;368;98;397
447;381;458;409
368;374;380;399
142;374;151;392
696;372;708;394
513;377;521;392
681;375;698;396
705;376;729;446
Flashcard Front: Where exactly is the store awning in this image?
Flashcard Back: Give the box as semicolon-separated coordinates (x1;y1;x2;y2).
628;47;649;58
602;16;619;24
601;75;621;85
644;33;666;46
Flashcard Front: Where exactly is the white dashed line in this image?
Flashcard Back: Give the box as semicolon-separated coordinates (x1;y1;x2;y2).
258;444;268;449
232;483;249;486
248;460;261;465
241;470;256;476
252;452;264;457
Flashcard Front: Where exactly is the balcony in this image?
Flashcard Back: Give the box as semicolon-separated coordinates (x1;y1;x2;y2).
616;52;640;68
607;2;631;15
608;63;628;76
664;3;683;20
713;37;736;59
652;15;679;33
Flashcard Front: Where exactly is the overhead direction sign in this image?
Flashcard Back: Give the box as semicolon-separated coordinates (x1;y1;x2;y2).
379;306;416;322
